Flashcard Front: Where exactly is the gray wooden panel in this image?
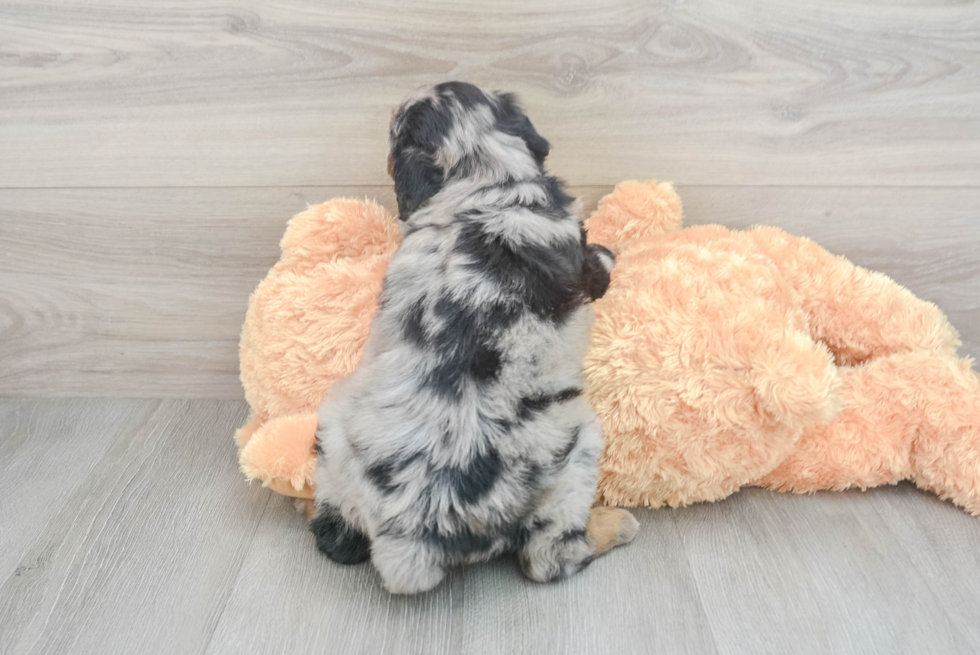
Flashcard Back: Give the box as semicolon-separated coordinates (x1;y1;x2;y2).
0;399;158;582
0;398;267;655
1;0;978;188
671;486;980;655
0;187;324;398
205;498;716;655
1;186;977;398
865;483;980;647
3;399;980;655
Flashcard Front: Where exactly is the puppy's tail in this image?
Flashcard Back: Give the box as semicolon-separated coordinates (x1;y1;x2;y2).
239;411;318;499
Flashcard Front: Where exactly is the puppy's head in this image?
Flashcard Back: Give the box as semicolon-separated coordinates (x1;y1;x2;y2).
388;82;551;220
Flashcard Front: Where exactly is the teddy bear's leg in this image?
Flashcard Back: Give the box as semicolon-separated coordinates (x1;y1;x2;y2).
756;361;915;494
757;353;980;514
746;227;960;366
239;412;318;496
906;357;980;515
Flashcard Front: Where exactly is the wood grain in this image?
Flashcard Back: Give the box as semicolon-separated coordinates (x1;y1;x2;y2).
671;486;980;654
0;398;267;655
2;399;979;654
0;399;159;583
205;497;717;655
0;187;319;398
864;482;980;647
1;185;977;398
1;0;978;188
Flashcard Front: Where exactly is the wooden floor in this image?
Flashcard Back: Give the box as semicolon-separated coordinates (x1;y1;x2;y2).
3;1;980;653
1;398;979;655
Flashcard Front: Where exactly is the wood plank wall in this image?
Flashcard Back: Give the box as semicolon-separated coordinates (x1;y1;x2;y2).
1;0;978;397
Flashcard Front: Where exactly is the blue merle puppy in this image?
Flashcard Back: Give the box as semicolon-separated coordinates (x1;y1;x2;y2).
310;81;639;594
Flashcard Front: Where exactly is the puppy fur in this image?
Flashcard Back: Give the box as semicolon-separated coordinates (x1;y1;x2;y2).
312;81;637;594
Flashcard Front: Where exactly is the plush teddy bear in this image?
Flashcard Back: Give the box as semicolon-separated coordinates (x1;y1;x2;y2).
236;181;980;515
585;181;980;513
236;198;399;499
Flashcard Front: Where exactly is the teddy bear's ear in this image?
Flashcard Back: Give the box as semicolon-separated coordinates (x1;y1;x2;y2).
279;199;400;264
585;180;683;251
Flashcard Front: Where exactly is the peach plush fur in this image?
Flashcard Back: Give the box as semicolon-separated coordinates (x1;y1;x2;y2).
237;181;980;515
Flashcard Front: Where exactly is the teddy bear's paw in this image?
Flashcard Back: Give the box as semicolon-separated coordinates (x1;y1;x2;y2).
587;506;640;555
239;412;319;493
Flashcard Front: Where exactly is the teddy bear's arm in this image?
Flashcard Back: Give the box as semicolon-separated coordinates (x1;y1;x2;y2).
747;227;960;365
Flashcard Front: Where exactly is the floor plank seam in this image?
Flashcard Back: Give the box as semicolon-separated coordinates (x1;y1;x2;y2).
666;511;724;655
21;400;171;654
864;490;973;645
199;491;273;655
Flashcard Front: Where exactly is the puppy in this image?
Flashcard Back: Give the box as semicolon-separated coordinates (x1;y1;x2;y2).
311;81;638;594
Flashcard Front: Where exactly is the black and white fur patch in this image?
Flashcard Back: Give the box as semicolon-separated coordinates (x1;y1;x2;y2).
312;82;616;593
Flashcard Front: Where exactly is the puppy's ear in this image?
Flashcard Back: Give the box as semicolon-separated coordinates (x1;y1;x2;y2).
495;93;551;168
390;96;451;220
516;117;550;167
392;148;443;221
